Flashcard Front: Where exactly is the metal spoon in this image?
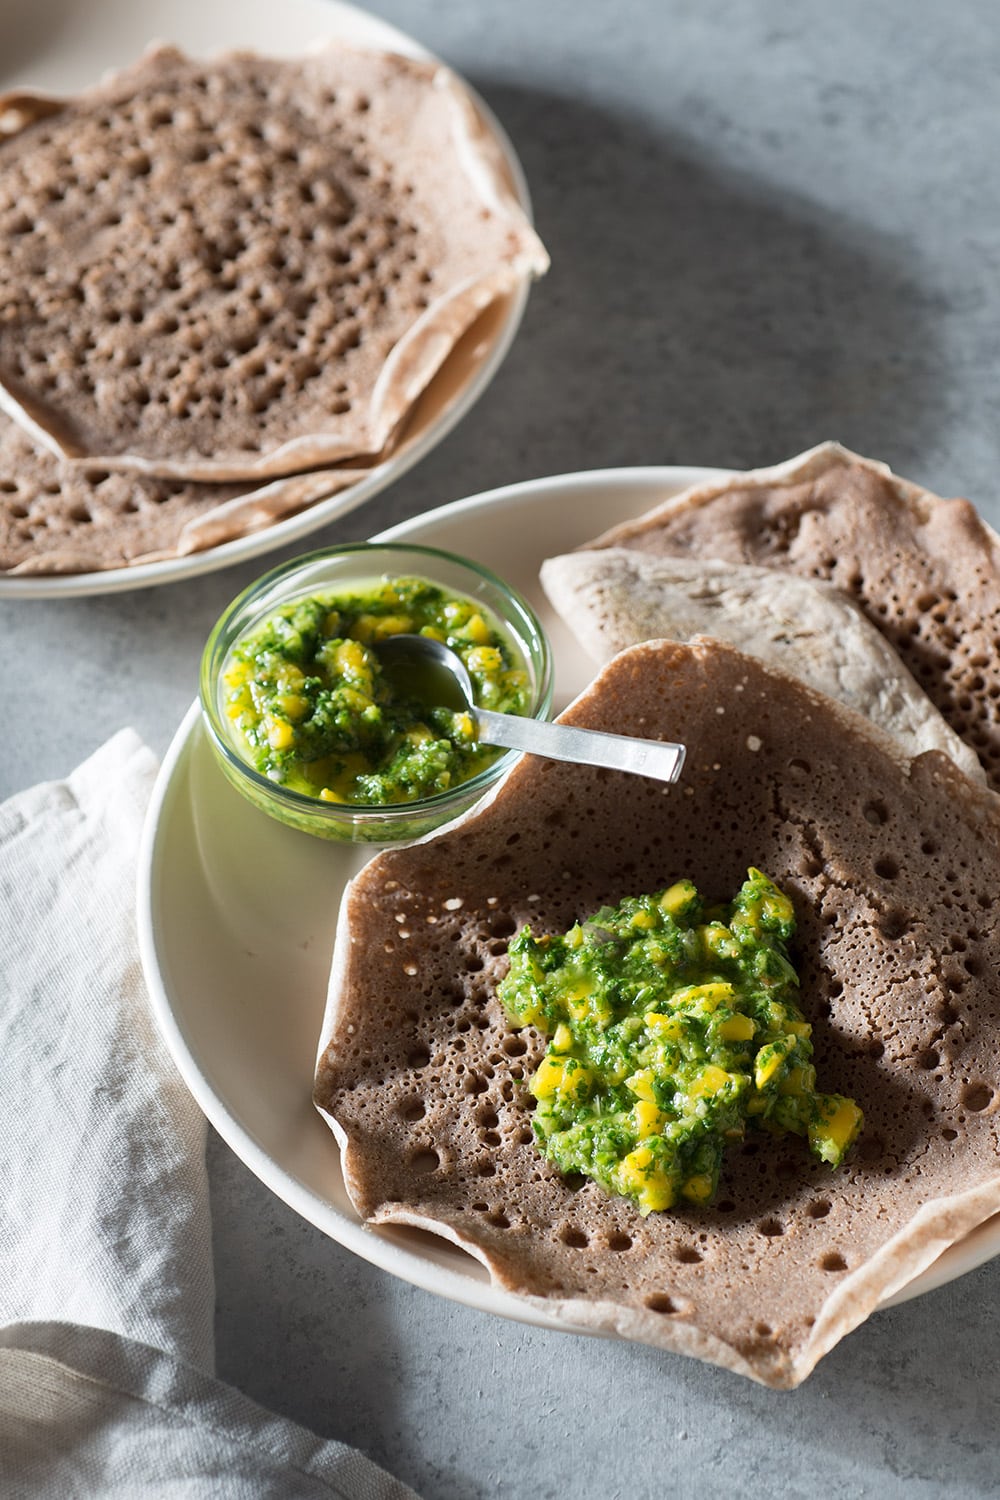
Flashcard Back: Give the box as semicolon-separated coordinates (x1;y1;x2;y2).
374;634;686;784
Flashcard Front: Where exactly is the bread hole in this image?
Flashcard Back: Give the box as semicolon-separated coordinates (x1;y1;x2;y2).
755;1323;773;1339
879;909;908;941
482;1131;501;1147
487;1212;510;1229
715;1199;736;1214
407;1045;430;1069
397;1097;425;1122
464;1073;488;1096
559;1225;588;1248
864;800;889;826
807;1198;831;1219
963;955;982;977
857;1135;884;1164
68;504;92;524
820;1252;847;1273
961;1082;992;1112
409;1148;439;1174
477;1160;496;1178
645;1293;680;1315
942;1127;958;1141
874;857;898;880
675;1245;703;1264
501;1036;528;1060
919;1048;940;1070
7;502;29;519
607;1232;633;1252
757;1218;784;1238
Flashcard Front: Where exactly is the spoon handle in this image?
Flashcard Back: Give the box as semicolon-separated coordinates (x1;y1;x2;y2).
474;708;686;784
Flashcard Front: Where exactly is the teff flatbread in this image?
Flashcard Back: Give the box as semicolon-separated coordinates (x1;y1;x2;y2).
0;408;366;573
584;443;1000;791
315;639;1000;1387
0;44;548;481
539;548;985;783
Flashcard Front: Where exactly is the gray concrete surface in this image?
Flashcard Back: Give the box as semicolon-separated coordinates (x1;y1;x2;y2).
4;0;1000;1495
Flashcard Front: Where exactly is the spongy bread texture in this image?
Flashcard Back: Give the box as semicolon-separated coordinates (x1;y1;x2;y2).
0;44;548;481
314;638;1000;1387
539;548;985;784
0;408;364;573
585;443;1000;791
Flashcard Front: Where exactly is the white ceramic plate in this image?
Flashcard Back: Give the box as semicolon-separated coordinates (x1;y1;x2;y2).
138;466;1000;1331
0;0;536;598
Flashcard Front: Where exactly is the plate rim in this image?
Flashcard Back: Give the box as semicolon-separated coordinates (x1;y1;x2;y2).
0;0;537;600
136;461;1000;1330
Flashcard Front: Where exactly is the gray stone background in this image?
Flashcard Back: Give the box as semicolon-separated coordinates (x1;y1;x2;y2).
3;0;1000;1495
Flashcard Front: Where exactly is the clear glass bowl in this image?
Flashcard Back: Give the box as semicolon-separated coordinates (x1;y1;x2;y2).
199;542;553;843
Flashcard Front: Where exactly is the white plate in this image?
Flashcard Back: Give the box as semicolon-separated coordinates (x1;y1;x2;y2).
138;465;1000;1331
0;0;536;598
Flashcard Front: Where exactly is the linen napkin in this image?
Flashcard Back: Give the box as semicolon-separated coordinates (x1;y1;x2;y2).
0;730;418;1500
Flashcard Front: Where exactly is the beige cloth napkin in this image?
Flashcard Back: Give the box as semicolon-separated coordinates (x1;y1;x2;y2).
0;731;418;1500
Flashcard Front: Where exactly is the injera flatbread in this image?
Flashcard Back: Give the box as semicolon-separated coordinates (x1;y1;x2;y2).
0;408;368;574
314;639;1000;1387
539;548;985;783
0;44;548;480
584;442;1000;791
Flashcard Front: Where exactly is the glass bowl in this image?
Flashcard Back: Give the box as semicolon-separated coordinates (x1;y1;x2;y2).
199;542;553;843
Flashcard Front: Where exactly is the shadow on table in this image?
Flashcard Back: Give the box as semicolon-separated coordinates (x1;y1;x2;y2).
208;1134;483;1500
409;77;944;508
623;1257;1000;1491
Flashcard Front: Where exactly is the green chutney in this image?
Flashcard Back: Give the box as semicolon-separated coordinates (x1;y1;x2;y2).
223;575;530;805
498;870;862;1215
